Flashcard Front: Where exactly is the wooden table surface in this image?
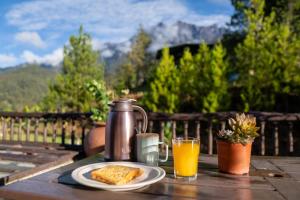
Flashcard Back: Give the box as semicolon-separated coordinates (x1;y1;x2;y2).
0;154;299;200
0;144;78;186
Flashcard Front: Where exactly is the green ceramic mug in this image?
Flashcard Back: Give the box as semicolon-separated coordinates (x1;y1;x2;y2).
136;133;168;166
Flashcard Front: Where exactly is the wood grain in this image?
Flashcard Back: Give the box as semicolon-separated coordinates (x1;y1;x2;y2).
1;154;297;200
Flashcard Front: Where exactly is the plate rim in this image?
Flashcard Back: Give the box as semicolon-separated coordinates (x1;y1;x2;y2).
71;161;166;190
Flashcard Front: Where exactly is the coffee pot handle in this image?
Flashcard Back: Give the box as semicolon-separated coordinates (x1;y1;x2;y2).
132;105;148;133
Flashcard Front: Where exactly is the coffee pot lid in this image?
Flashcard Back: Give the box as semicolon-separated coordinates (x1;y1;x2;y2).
109;98;136;111
113;98;136;103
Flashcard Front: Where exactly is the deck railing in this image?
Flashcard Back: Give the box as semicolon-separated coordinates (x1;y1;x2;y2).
0;112;92;150
0;111;299;156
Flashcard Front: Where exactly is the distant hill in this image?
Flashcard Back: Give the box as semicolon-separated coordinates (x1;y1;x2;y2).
0;64;57;111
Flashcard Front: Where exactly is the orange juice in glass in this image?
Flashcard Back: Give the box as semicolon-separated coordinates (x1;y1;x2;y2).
172;137;200;180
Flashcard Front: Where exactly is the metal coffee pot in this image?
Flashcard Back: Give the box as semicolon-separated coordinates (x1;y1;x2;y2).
104;99;148;161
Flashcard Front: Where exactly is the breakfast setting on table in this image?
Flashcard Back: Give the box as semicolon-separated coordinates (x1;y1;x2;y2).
68;98;259;192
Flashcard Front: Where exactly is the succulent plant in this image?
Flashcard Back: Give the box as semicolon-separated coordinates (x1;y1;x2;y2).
217;113;259;145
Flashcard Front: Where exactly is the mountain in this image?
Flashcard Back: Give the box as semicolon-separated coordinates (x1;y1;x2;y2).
100;41;131;74
100;21;227;72
147;21;226;51
0;63;56;73
0;21;226;73
0;64;57;111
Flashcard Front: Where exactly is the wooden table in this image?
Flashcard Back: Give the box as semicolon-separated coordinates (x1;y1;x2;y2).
0;154;299;200
0;144;78;185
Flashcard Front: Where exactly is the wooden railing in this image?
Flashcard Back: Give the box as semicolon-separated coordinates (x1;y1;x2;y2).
0;112;299;156
142;112;300;156
0;112;92;150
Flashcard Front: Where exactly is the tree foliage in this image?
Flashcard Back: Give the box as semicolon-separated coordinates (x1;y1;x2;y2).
230;0;300;33
86;80;110;122
42;26;104;112
235;0;300;111
143;48;180;113
178;48;197;111
143;42;229;113
116;27;153;92
179;43;229;113
198;43;229;112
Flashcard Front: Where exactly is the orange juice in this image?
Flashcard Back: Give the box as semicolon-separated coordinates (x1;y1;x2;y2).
173;139;200;177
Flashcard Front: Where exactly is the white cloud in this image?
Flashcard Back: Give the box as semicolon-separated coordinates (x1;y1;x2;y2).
15;31;46;48
101;49;114;58
6;0;230;42
117;41;131;53
21;48;63;66
0;49;63;68
0;54;18;68
92;38;102;50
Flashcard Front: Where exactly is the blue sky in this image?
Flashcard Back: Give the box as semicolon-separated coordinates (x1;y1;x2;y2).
0;0;233;68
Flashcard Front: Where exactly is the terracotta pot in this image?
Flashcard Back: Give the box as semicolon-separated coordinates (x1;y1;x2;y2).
217;140;252;175
84;123;106;156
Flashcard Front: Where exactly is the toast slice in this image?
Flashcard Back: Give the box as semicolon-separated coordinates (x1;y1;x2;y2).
91;165;143;185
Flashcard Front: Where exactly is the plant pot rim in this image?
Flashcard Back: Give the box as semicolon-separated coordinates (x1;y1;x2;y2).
216;139;252;145
93;121;106;127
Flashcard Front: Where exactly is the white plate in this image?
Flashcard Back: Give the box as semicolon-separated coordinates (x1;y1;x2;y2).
71;162;166;191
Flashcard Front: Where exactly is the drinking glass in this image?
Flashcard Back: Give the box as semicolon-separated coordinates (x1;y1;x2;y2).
172;137;200;181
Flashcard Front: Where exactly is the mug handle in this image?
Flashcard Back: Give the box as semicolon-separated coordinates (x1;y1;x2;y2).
158;142;168;162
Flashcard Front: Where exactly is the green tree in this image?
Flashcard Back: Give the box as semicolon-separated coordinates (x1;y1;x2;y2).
203;43;229;112
235;0;300;111
178;48;197;111
235;0;276;111
116;27;152;92
193;43;229;112
230;0;300;33
143;47;180;113
43;26;104;112
269;23;300;106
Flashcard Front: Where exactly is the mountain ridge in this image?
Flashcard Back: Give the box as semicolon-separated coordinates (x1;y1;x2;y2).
0;21;226;72
100;21;227;72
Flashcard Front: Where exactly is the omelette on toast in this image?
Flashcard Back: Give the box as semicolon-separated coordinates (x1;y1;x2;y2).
91;165;143;185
